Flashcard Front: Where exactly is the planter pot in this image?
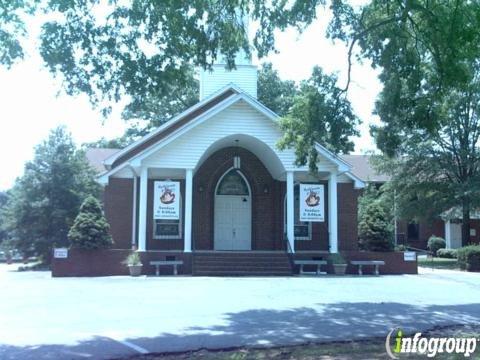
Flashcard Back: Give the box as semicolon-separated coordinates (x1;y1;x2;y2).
333;264;348;275
128;265;143;277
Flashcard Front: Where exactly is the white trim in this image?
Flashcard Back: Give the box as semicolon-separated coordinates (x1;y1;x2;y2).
314;144;352;173
343;171;366;189
445;220;452;249
138;167;148;251
130;167;138;249
103;84;240;167
286;171;295;253
328;171;338;253
184;169;193;252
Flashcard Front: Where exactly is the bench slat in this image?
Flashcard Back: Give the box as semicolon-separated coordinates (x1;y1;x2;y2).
294;260;327;265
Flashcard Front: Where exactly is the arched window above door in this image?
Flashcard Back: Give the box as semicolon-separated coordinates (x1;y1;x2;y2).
216;169;250;195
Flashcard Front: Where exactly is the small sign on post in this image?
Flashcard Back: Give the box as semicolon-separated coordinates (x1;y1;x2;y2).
54;248;68;259
404;251;416;261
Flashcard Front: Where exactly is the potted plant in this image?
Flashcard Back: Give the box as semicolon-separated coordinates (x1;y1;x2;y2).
330;253;348;275
123;252;143;276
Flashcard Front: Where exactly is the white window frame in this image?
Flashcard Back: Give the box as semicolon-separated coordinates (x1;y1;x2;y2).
283;184;312;241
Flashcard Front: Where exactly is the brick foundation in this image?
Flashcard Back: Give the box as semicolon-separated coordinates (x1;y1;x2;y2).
52;249;416;277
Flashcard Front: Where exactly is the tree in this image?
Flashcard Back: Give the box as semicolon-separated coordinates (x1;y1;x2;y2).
2;126;100;262
257;63;297;116
2;1;320;115
328;1;480;245
0;191;9;245
94;62;299;146
358;184;394;251
278;66;360;172
68;196;113;250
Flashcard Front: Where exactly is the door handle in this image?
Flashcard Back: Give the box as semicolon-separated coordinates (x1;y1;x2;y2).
233;228;236;237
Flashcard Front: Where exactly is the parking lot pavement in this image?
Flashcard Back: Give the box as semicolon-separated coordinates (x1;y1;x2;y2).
1;264;479;359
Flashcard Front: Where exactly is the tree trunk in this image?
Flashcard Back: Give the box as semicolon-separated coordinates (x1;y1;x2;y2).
462;197;471;247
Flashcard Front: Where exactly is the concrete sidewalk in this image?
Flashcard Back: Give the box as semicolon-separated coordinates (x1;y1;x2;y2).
0;264;479;359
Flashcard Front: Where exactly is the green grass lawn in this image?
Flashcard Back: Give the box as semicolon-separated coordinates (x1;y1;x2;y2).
418;257;460;270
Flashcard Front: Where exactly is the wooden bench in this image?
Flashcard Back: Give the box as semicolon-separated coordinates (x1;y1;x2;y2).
294;260;328;275
150;260;183;276
350;260;385;275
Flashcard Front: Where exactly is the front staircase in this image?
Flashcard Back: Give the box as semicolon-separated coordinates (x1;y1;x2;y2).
193;251;293;276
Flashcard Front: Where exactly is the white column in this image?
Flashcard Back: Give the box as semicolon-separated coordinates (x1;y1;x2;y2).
131;172;138;249
328;170;338;253
184;169;193;252
445;220;452;249
286;171;295;253
138;167;148;252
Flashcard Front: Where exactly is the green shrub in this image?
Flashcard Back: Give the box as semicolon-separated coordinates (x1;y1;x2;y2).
427;236;446;256
457;245;480;272
437;248;458;259
68;196;113;250
358;201;394;252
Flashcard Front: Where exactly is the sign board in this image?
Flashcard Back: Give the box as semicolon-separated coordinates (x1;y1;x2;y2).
404;251;416;261
154;181;180;220
54;248;68;259
299;184;325;222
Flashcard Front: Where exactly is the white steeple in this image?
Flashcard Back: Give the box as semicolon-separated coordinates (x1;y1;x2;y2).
199;14;258;100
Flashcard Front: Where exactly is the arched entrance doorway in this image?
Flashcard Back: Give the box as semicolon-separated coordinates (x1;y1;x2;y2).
214;168;252;250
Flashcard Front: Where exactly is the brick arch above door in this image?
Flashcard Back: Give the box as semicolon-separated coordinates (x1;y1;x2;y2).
192;146;283;251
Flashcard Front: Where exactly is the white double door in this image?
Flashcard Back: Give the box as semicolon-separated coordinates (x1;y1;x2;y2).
214;195;251;250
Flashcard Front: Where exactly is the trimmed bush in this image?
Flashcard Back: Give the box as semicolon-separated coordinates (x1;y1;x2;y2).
358;201;394;252
68;196;113;250
457;245;480;272
427;236;446;256
437;248;458;259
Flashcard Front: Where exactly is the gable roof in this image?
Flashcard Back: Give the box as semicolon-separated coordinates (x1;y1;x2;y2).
106;86;238;169
100;84;351;177
85;148;120;173
339;155;390;183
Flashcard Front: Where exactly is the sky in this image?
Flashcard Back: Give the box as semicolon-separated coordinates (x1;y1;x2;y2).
0;7;381;191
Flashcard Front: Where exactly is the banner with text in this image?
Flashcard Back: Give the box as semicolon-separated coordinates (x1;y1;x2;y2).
299;184;325;222
154;181;180;219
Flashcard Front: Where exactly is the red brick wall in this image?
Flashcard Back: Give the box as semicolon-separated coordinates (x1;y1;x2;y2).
338;183;361;251
52;249;192;277
397;219;445;249
104;178;134;249
292;251;417;275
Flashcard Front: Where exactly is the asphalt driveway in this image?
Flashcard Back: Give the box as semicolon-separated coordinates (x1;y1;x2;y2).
1;264;479;359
